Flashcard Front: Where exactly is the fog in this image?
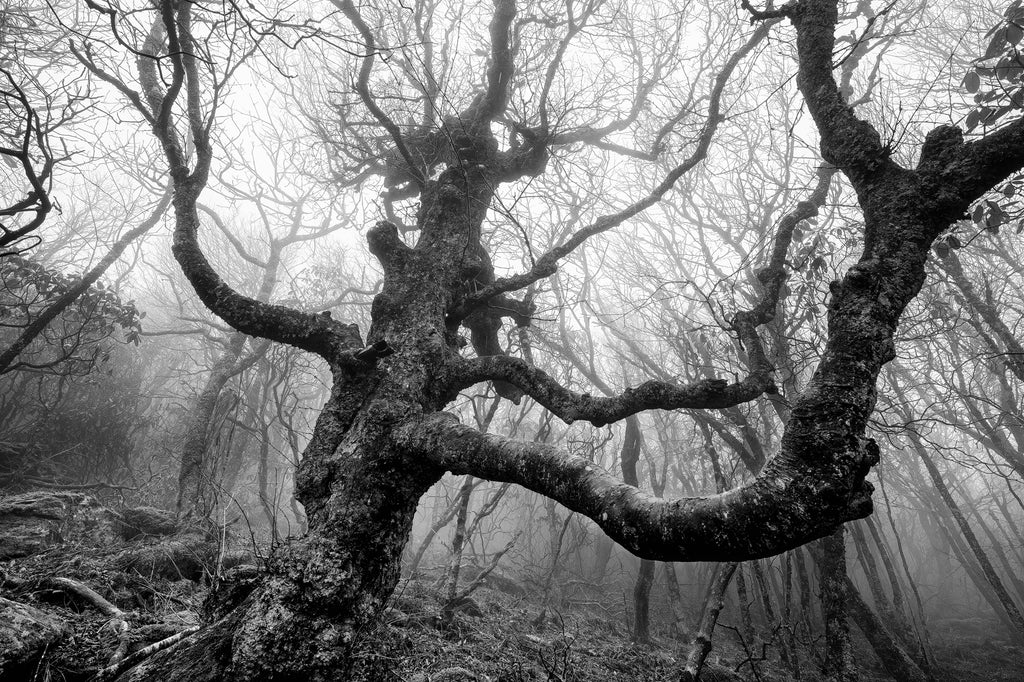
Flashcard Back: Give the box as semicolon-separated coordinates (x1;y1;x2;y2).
1;0;1023;680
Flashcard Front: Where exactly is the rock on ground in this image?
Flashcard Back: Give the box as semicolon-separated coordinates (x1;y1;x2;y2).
0;492;119;560
0;597;67;678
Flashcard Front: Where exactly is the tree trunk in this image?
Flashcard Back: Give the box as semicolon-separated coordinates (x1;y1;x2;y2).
817;528;856;682
407;479;477;578
663;562;689;638
814;527;933;682
440;475;474;627
618;416;654;642
735;562;757;648
175;332;247;518
680;562;738;682
115;0;1024;678
844;580;931;682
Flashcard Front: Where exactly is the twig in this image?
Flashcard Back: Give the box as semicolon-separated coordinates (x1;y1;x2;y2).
454;531;521;603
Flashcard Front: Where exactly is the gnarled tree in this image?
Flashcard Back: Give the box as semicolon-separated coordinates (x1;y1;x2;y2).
75;0;1024;678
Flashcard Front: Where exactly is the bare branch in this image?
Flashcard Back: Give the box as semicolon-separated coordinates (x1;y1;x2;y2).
450;19;779;318
448;355;772;427
332;0;426;187
474;0;517;126
790;0;891;180
394;413;877;562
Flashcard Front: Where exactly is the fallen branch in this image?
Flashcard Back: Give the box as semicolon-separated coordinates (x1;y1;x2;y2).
91;626;200;681
43;577;130;665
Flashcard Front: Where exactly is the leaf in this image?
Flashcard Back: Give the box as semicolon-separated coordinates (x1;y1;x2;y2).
1003;183;1016;198
966;109;981;131
1007;22;1024;45
986;27;1009;60
985;205;1006;232
964;70;981;93
972;203;986;223
949;235;963;249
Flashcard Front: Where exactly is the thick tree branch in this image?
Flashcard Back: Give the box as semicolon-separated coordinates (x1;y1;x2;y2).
451;164;833;425
790;0;893;181
121;2;367;360
935;117;1024;206
475;0;517;126
171;200;364;360
395;412;877;562
448;355;772;427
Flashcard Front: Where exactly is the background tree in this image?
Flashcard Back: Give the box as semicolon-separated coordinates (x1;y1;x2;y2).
4;0;1024;680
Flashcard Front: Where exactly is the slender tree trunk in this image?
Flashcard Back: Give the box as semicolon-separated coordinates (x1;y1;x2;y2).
632;559;655;643
535;506;573;624
735;562;757;648
965;493;1024;604
440;475;474;627
618;416;654;642
407;479;477;577
939;515;1019;635
815;527;932;682
851;523;895;623
680;562;738;682
843;578;931;682
817;528;856;682
176;332;247;517
663;563;689;638
592;533;614;582
257;422;278;541
783;552;801;679
795;546;816;634
865;516;931;669
752;559;793;671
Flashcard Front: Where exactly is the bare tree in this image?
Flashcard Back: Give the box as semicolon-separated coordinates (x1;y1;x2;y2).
66;0;1024;678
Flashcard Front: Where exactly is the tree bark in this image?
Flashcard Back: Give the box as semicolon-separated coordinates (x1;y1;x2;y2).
680;562;738;682
111;1;1024;678
816;529;856;682
619;416;654;642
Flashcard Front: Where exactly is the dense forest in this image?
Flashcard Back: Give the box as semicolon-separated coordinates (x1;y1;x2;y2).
3;0;1024;680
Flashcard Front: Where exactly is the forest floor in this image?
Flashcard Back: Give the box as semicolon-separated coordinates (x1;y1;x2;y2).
2;495;1022;681
348;576;1024;682
5;551;1023;682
